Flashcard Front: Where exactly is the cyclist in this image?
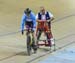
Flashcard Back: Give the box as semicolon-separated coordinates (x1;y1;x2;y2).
21;8;37;53
36;6;54;47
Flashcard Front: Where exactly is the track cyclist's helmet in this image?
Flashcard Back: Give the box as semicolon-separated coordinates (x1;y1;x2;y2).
24;8;31;15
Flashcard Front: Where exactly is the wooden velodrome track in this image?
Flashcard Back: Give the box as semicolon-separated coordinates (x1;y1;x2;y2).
0;0;75;63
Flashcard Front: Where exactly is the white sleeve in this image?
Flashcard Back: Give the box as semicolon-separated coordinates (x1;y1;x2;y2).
36;14;38;20
49;12;54;18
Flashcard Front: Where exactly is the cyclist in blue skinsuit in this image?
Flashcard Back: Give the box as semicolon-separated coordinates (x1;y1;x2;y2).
21;8;37;53
21;8;36;33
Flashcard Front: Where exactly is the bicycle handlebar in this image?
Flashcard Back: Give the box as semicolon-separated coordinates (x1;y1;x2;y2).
23;27;36;31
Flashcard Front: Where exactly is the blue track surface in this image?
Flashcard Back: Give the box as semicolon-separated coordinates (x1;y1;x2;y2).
39;47;75;63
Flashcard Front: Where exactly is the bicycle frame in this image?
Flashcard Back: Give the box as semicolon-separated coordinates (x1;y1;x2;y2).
26;28;33;45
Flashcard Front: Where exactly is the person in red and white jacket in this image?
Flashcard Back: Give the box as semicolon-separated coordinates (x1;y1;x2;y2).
36;6;55;46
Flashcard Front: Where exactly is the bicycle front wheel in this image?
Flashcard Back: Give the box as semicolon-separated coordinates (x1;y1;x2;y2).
27;35;31;56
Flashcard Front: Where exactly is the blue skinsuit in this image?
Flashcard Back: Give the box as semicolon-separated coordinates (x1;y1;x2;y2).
21;12;36;31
